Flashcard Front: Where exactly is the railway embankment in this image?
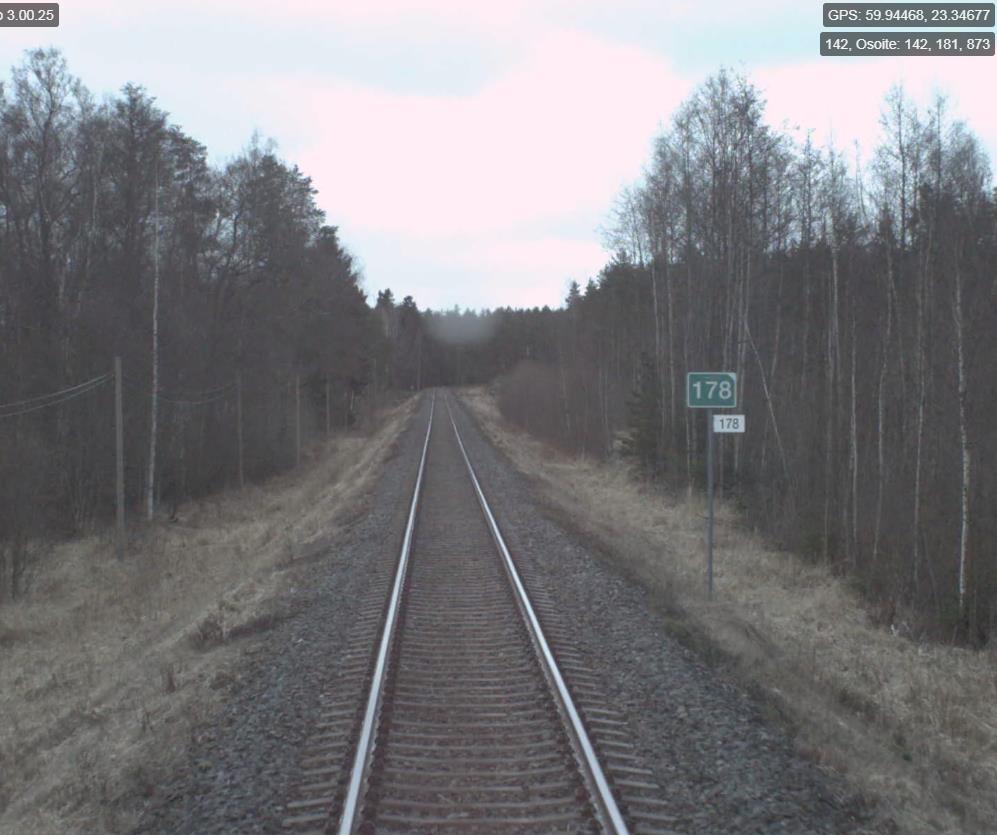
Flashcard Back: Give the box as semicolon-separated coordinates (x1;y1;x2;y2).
460;384;997;835
0;397;415;835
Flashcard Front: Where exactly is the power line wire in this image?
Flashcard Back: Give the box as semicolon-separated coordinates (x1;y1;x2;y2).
0;372;112;411
0;375;111;419
122;375;234;406
157;391;230;407
171;380;235;398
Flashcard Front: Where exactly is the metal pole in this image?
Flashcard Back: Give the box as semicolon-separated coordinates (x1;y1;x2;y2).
707;407;714;599
236;372;244;488
114;357;125;560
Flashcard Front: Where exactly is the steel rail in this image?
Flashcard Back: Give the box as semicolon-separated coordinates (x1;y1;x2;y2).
444;394;630;835
337;392;435;835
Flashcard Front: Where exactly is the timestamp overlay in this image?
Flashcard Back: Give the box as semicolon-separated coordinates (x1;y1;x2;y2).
0;3;58;26
822;3;993;55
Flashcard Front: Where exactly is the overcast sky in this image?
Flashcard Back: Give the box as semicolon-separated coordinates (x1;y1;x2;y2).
2;1;994;310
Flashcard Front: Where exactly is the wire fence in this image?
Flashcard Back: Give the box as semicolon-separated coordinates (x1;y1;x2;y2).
0;359;365;569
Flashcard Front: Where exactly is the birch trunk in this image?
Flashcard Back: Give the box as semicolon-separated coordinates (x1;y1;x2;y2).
873;237;895;563
746;319;789;482
823;217;840;562
145;155;160;521
849;306;859;564
650;260;663;468
665;260;677;448
953;252;970;621
912;224;930;594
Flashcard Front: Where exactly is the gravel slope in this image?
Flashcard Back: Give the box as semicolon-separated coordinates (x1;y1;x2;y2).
446;393;874;834
132;394;432;834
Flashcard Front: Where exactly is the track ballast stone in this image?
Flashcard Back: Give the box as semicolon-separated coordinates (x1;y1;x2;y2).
447;394;875;835
134;391;874;833
131;396;431;834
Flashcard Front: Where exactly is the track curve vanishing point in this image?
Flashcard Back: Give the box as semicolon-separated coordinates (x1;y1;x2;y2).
283;391;675;834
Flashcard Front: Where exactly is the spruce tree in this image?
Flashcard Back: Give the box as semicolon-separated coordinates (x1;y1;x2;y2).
621;352;660;476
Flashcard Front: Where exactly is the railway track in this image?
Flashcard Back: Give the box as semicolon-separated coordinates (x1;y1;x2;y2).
283;393;675;833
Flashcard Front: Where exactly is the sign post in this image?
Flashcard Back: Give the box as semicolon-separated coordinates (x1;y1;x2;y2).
687;372;738;599
706;407;714;598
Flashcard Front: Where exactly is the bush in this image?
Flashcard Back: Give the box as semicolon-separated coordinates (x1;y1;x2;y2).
0;430;51;600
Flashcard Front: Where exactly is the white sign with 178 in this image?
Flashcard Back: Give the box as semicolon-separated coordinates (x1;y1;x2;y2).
712;414;745;433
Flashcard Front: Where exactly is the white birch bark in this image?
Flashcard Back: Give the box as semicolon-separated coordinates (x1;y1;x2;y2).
145;154;160;521
953;253;970;618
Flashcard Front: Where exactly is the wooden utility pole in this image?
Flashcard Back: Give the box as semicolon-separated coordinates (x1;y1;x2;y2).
416;333;423;390
114;356;125;560
236;372;244;488
295;374;301;467
325;378;331;436
372;358;379;419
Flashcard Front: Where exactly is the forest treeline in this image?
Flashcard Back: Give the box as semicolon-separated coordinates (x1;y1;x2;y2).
400;70;996;644
3;49;994;644
0;49;399;597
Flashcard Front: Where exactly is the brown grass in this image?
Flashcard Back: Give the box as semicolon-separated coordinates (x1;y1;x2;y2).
0;397;415;835
460;385;997;835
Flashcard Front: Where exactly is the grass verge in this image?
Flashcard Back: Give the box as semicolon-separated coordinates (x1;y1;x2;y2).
460;385;997;835
0;396;415;835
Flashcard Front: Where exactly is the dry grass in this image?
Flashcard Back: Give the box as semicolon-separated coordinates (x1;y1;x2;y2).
0;397;415;835
461;385;997;835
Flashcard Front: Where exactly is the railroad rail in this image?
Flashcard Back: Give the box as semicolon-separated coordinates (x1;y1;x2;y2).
284;392;675;833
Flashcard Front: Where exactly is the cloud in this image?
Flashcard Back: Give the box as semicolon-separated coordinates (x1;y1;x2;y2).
34;2;994;314
444;236;607;309
240;30;685;243
73;0;564;44
233;28;688;309
754;58;997;158
347;228;605;310
75;0;745;34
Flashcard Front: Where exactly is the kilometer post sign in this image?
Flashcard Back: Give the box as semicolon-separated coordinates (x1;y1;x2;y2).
686;372;737;409
687;371;738;601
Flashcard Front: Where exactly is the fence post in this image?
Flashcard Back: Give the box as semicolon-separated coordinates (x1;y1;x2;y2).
236;371;244;488
372;358;378;425
114;357;125;560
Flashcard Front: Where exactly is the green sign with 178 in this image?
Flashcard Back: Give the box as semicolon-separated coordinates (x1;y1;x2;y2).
687;372;736;408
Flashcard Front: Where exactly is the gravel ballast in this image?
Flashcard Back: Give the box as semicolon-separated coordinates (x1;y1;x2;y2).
132;395;432;834
446;393;874;834
134;391;873;833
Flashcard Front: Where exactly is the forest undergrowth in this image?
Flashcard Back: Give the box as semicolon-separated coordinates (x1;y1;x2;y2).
0;397;413;835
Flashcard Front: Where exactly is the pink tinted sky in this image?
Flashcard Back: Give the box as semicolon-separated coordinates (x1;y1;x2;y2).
2;1;995;309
